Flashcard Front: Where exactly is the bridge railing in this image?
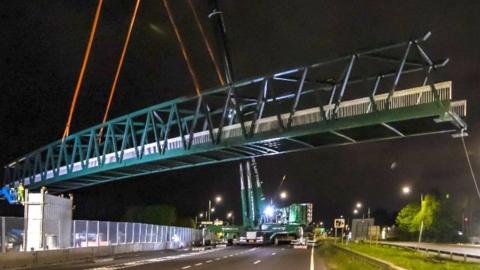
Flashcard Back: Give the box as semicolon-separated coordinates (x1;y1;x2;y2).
7;81;466;187
5;33;469;190
0;217;205;253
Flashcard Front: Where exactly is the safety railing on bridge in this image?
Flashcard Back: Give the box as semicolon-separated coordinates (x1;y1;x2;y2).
9;81;466;187
4;33;468;191
0;217;206;253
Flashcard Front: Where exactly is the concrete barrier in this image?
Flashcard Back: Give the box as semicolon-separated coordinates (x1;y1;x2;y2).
0;242;192;269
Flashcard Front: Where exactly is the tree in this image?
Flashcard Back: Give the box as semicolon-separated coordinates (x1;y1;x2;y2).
175;216;195;228
143;205;177;225
413;194;439;231
123;205;177;225
396;203;420;233
396;194;462;242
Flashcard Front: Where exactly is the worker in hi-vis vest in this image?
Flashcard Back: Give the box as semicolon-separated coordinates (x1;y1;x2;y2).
17;183;24;204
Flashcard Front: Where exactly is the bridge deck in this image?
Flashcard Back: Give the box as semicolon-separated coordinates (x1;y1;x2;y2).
5;81;466;193
3;34;469;192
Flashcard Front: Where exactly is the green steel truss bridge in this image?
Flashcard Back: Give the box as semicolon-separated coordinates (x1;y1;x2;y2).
3;32;467;193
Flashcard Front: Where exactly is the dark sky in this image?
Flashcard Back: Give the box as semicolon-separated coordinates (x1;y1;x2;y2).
1;1;480;227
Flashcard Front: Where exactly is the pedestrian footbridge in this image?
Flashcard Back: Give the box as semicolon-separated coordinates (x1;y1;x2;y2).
3;33;467;193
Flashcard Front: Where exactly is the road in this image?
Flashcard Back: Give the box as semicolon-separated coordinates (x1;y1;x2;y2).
380;241;480;258
34;246;326;270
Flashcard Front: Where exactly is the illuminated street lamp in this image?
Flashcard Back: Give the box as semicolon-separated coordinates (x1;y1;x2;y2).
227;211;235;225
280;191;288;200
208;195;222;221
199;213;204;218
353;209;359;215
401;185;425;246
356;202;362;209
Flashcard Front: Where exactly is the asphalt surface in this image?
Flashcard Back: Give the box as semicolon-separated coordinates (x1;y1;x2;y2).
34;245;326;270
380;241;480;257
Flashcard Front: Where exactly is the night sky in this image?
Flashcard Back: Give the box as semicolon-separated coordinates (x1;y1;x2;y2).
1;1;480;228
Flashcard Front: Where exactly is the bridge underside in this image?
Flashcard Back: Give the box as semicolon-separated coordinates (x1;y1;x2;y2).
30;99;465;193
3;34;468;193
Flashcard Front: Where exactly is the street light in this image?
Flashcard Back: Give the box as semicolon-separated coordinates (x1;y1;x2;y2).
356;202;362;209
199;213;204;218
227;211;234;225
401;186;425;246
280;191;287;199
208;195;222;221
353;209;359;214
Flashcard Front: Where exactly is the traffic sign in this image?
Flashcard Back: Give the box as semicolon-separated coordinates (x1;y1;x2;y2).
334;218;345;228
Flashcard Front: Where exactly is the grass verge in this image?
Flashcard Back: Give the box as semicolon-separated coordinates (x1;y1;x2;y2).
346;242;480;270
317;242;378;270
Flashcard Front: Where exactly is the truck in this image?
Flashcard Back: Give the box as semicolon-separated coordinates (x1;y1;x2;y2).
235;158;313;245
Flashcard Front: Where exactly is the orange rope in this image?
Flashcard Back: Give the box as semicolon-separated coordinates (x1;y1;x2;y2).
99;0;141;137
63;0;103;139
187;0;225;86
163;0;201;96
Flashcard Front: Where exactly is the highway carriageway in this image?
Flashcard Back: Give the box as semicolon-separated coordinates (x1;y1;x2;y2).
31;245;326;270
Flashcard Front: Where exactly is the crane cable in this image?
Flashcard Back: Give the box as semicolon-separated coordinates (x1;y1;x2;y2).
163;0;201;96
460;129;480;201
187;0;225;86
98;0;141;139
62;0;103;139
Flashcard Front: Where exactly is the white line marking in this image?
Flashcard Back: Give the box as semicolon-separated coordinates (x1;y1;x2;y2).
195;262;203;266
87;248;223;270
229;254;233;257
253;260;261;264
281;248;285;250
223;256;228;258
206;260;213;263
272;252;276;255
215;258;221;261
310;246;315;270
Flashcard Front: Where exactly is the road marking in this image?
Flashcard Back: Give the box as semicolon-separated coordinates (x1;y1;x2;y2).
310;245;315;270
194;262;203;266
206;260;213;263
229;254;233;257
272;252;276;255
215;258;221;261
253;260;261;264
281;248;285;250
223;255;228;258
87;248;223;270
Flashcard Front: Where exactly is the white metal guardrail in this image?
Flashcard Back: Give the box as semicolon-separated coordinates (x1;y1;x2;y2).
24;81;465;185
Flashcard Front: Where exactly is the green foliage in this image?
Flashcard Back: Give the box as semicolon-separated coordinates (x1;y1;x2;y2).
175;216;195;228
348;242;480;270
396;203;420;233
413;194;439;230
143;205;177;225
318;242;377;270
396;194;462;242
123;204;177;225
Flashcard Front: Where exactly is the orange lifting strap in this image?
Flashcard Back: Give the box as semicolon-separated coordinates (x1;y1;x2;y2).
63;0;103;139
99;0;141;136
163;0;202;96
